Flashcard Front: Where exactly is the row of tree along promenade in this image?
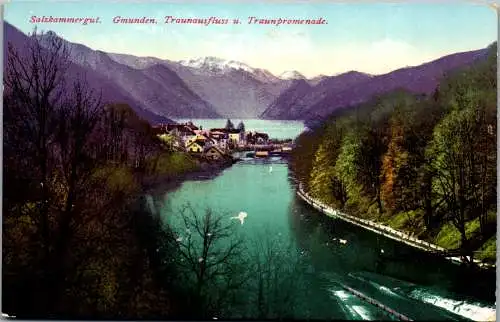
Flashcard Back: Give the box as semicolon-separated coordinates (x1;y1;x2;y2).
296;183;494;269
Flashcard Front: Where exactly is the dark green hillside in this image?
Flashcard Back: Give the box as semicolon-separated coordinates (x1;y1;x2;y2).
291;43;497;264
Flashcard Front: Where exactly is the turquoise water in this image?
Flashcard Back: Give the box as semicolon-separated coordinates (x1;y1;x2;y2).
154;159;495;321
174;118;306;140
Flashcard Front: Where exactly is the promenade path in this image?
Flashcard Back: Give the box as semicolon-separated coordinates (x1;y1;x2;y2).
296;184;494;268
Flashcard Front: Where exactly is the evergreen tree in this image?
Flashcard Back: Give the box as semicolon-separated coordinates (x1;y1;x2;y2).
225;119;234;130
237;121;245;132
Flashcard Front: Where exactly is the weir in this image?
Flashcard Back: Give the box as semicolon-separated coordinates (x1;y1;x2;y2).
339;284;413;321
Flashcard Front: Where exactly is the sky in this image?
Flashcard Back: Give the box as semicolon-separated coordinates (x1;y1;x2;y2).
4;1;498;78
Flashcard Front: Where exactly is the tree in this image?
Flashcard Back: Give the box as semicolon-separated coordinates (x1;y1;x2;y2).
237;121;245;132
48;78;104;308
473;101;496;238
3;27;76;314
288;46;497;268
380;119;405;212
309;141;337;204
246;230;307;319
308;123;346;208
170;205;248;318
427;107;480;262
99;104;128;163
3;27;175;318
380;107;422;215
4;27;71;261
427;52;497;259
335;131;362;204
290;129;323;190
225;119;235;130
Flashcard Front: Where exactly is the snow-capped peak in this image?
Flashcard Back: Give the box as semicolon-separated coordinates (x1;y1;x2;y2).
177;56;281;83
179;56;255;73
279;70;305;80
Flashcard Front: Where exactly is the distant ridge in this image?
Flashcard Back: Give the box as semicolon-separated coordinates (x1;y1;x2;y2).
4;22;174;124
261;48;489;120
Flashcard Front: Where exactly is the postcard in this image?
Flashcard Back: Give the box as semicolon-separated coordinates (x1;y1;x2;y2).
2;1;497;321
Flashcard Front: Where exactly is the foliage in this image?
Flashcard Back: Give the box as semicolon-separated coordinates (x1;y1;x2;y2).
290;129;323;190
2;27;200;318
93;165;139;194
475;236;496;263
4;25;497;319
225;119;235;130
244;229;309;319
237;121;245;132
146;152;199;177
290;46;497;262
309;125;342;205
167;206;248;317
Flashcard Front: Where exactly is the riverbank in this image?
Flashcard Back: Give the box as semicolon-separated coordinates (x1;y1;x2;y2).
296;183;495;270
142;156;236;193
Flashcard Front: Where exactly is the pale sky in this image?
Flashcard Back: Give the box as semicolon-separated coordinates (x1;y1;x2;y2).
4;1;498;78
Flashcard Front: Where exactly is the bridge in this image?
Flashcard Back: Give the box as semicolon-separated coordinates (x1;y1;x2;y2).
236;143;294;152
235;144;295;158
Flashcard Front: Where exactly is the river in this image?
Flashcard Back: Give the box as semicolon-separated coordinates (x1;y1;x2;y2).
152;121;495;321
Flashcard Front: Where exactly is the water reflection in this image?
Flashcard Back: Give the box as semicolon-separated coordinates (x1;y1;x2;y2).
151;157;494;320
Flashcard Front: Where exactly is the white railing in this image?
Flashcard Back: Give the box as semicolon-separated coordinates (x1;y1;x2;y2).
296;183;448;254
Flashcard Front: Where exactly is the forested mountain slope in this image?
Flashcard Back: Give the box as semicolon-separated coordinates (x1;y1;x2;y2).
290;42;497;264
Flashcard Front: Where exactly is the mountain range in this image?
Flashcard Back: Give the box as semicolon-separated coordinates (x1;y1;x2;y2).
261;48;489;120
3;21;492;123
108;54;288;118
260;71;373;119
4;23;175;123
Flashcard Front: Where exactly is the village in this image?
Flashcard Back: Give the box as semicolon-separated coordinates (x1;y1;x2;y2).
152;121;294;161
